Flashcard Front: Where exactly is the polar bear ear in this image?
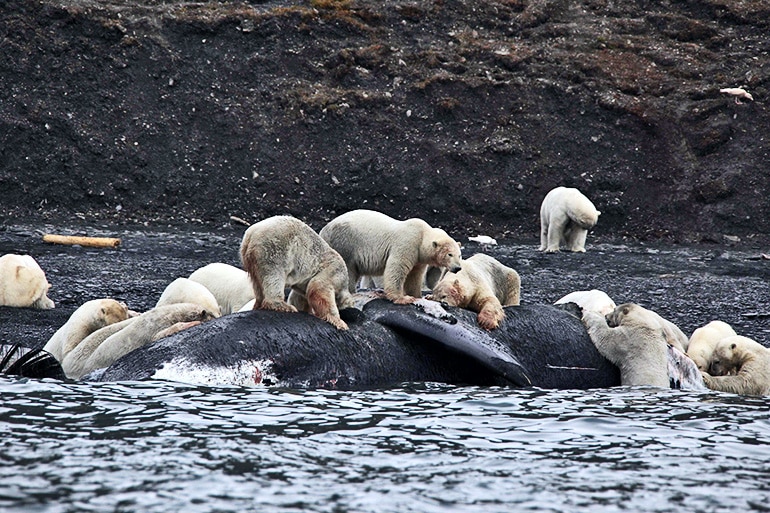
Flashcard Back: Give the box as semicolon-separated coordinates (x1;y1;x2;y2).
596;211;601;216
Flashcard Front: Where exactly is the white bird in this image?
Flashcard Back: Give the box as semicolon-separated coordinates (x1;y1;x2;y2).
719;87;754;104
468;235;497;245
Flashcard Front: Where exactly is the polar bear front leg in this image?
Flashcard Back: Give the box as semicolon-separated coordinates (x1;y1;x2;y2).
403;264;428;298
258;273;297;313
306;280;348;330
383;256;419;304
566;226;588;253
475;297;505;330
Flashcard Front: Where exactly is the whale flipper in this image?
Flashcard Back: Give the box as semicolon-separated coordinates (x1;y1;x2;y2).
363;299;532;387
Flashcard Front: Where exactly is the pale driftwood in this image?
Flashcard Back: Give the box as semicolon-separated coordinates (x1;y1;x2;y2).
42;234;121;248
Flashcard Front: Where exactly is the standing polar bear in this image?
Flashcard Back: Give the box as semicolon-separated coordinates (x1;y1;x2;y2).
240;216;354;330
0;254;55;309
428;253;520;330
701;335;770;396
539;186;600;253
320;209;463;304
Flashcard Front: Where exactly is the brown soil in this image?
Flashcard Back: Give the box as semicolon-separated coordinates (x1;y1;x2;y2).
1;0;769;245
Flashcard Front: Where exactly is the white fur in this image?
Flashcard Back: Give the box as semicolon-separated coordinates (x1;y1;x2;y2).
687;320;737;371
64;303;216;379
582;304;670;387
188;263;254;315
320;209;462;303
0;254;55;309
555;289;616;316
539;187;600;253
156;277;221;317
43;298;131;362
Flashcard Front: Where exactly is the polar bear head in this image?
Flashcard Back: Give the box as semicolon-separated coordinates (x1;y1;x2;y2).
426;229;462;273
708;335;764;376
605;303;656;329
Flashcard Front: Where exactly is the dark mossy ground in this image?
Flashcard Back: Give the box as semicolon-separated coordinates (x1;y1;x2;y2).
1;0;769;245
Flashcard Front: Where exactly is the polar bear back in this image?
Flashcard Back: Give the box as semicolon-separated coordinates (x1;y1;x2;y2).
460;253;520;305
555;289;616;316
0;254;55;309
320;209;432;276
156;277;221;317
542;187;600;229
188;263;254;315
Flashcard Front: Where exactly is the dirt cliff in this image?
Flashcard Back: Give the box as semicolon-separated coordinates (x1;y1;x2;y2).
1;0;768;244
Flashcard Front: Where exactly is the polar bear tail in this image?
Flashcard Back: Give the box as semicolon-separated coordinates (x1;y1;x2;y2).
0;344;66;380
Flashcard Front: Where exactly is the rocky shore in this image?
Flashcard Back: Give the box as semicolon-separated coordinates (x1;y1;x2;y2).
1;0;768;245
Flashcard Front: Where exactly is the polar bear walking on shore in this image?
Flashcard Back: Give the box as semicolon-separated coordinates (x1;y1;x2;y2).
240;216;354;330
539;186;600;253
319;209;463;304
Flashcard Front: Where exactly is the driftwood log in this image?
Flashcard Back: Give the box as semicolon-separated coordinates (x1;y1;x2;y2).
42;234;121;248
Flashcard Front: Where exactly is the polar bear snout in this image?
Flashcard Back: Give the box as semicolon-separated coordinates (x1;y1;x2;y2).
449;264;462;273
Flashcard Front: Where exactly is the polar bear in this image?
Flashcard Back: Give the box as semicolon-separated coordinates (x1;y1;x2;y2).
0;254;55;309
43;298;132;362
319;209;463;304
63;303;217;379
539;187;600;253
554;289;616;316
188;263;254;315
582;303;670;387
427;253;520;330
686;320;737;372
701;335;770;396
240;216;354;330
61;317;137;377
156;277;221;317
650;309;689;353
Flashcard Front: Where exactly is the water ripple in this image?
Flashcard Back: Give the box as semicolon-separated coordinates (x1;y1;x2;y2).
1;378;770;512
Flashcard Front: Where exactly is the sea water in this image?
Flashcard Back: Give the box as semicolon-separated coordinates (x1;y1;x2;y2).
2;377;769;512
